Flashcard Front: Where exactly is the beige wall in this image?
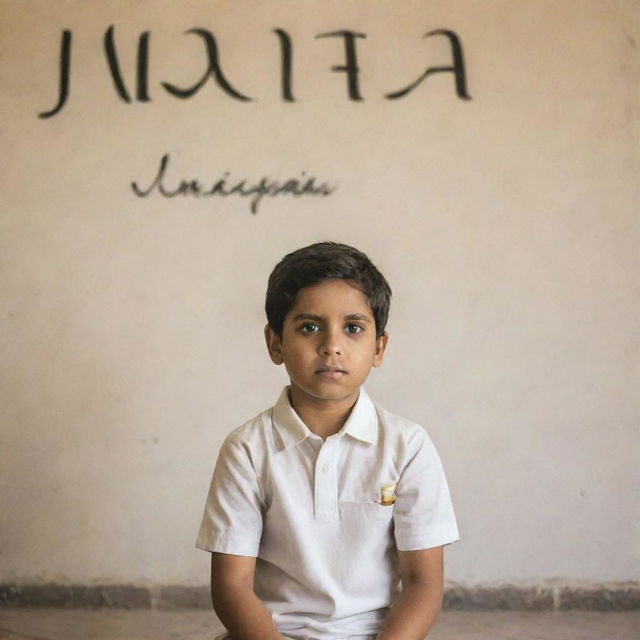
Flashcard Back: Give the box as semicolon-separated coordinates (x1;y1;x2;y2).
1;0;638;587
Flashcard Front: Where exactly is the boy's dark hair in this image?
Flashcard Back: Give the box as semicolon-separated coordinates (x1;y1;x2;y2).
265;242;392;338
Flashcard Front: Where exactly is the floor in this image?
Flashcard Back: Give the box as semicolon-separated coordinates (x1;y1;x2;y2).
0;609;638;640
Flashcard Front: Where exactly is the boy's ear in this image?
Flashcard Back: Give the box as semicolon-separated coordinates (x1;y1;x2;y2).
373;331;389;368
264;324;284;365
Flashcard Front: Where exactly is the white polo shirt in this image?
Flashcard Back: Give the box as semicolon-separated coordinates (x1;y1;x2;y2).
197;387;459;640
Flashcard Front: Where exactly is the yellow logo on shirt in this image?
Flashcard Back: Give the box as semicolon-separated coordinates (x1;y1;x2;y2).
380;483;396;506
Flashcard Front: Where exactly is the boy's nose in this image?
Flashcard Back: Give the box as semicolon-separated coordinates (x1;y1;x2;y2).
320;343;343;355
319;330;343;355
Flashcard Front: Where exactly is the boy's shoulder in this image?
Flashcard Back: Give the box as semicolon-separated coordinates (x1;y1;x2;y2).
373;400;435;449
374;400;424;432
223;406;274;448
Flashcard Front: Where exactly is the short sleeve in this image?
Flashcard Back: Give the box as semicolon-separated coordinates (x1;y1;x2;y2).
393;429;459;551
196;434;264;556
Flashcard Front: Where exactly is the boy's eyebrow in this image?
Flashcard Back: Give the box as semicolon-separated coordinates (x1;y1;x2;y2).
344;313;372;323
291;313;372;323
291;313;323;323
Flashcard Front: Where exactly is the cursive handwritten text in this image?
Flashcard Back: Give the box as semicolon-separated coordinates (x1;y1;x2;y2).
131;154;337;214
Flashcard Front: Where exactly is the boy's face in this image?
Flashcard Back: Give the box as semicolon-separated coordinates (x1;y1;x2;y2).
265;279;388;408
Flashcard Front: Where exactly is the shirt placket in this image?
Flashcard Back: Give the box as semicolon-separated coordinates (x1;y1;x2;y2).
313;435;341;521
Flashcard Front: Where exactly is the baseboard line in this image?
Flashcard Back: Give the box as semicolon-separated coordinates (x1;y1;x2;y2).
1;582;638;611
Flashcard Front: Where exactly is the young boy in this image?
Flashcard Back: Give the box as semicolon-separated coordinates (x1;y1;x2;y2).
197;242;459;640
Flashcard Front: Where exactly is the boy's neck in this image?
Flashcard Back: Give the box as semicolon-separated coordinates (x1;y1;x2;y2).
288;386;359;440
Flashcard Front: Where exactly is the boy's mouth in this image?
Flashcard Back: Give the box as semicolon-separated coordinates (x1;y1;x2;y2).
315;366;347;379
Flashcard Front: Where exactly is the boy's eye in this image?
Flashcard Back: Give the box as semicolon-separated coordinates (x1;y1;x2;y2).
300;322;320;333
345;324;363;334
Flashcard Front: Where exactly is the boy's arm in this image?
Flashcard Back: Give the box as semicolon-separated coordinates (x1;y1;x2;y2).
210;552;288;640
376;546;444;640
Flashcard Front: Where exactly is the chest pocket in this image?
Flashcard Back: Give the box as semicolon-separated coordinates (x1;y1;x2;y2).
338;501;395;556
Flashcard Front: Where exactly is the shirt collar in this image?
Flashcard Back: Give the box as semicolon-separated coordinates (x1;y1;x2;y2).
271;386;378;451
272;387;310;450
341;388;378;444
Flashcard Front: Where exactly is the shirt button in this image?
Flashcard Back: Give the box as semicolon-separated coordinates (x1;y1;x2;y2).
322;464;330;474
